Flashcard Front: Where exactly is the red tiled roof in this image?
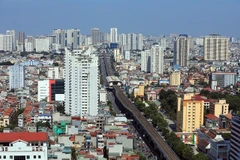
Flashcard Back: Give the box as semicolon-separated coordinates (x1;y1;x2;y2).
4;107;14;116
225;114;232;120
85;154;95;158
0;132;48;143
205;114;219;121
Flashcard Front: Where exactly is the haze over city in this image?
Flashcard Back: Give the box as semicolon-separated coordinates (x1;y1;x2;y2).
0;0;239;36
0;0;240;160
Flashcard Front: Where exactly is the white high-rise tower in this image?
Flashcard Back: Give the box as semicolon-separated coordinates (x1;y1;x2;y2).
64;47;99;117
110;28;118;43
150;44;164;74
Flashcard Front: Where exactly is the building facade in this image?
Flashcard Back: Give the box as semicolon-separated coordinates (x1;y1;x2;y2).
0;34;13;51
174;35;190;67
177;93;205;133
150;44;164;74
64;47;99;117
210;99;229;118
91;28;100;45
8;64;25;90
203;34;229;61
35;37;50;52
66;29;80;49
230;115;240;159
170;70;181;86
110;28;118;43
0;132;48;160
38;79;64;102
211;72;236;88
140;50;151;73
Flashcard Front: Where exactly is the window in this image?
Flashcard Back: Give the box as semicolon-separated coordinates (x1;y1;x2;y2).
34;155;36;159
10;156;13;159
38;155;41;159
3;156;6;159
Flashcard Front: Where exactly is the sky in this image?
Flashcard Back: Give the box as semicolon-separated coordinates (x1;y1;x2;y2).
0;0;239;37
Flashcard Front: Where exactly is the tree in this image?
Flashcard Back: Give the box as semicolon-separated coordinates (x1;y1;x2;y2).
57;105;65;114
193;153;208;160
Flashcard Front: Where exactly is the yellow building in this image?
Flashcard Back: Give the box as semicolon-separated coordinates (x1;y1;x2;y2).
177;93;204;133
170;71;181;86
133;85;145;98
210;99;229;118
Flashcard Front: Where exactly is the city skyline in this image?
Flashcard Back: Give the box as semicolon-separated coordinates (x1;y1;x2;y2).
0;0;239;37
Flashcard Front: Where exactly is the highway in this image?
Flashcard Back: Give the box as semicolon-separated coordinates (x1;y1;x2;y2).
102;51;180;160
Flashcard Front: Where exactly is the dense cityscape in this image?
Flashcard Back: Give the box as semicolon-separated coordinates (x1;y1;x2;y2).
0;21;239;160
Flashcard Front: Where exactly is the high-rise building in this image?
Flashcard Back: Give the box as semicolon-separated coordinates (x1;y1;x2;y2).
8;64;25;90
38;79;64;102
53;29;66;49
119;34;127;47
230;115;240;159
0;34;13;52
35;37;50;52
141;50;151;73
210;99;229;118
48;67;64;79
91;28;100;44
18;31;25;45
137;34;143;50
211;72;236;89
203;34;229;61
170;70;181;86
110;28;118;43
66;29;80;49
124;51;131;60
127;33;137;50
174;34;190;67
150;44;164;74
176;93;205;133
64;47;99;117
6;30;16;51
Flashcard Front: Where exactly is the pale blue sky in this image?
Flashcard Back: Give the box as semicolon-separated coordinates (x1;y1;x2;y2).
0;0;239;37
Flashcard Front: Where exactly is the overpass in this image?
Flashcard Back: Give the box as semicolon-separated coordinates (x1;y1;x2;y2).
106;76;122;88
102;51;180;160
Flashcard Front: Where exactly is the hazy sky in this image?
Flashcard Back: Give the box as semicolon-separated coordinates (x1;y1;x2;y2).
0;0;239;37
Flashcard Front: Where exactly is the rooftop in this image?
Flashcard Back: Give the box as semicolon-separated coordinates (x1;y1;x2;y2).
0;132;48;143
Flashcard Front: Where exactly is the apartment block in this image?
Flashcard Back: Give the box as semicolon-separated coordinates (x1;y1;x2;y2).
210;99;229;118
203;34;229;61
177;93;205;133
64;47;99;117
230;115;240;159
170;70;181;86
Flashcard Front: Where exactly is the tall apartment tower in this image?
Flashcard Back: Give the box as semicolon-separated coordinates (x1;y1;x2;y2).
110;28;118;43
150;44;164;74
0;34;13;52
91;28;100;45
176;93;205;133
66;29;80;49
141;50;151;73
170;70;181;86
119;34;127;48
174;34;190;67
127;33;137;50
6;30;16;51
64;47;99;117
18;31;25;45
137;34;143;50
203;34;229;61
8;64;25;90
53;29;66;49
230;115;240;159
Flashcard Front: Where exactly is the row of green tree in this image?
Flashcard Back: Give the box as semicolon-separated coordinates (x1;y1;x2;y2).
159;89;178;120
134;97;208;160
107;101;116;116
200;90;240;113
